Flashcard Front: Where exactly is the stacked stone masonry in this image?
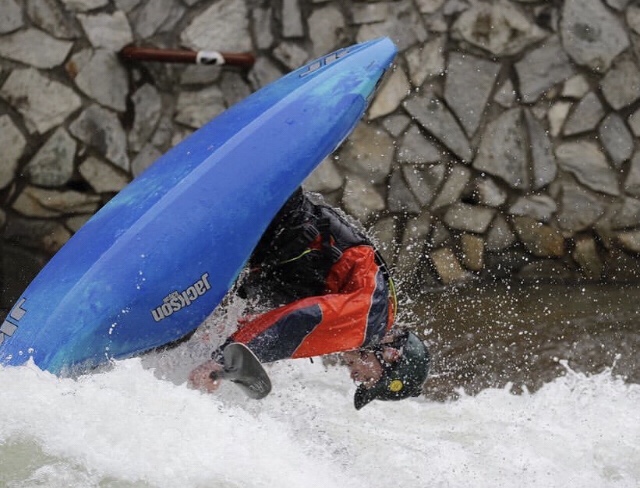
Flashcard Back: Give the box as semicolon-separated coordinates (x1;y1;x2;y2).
2;0;640;306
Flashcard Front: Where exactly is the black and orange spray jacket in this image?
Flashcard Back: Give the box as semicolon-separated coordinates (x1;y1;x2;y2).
220;189;395;363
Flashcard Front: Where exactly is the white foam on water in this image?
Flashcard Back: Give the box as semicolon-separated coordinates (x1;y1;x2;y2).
0;357;638;488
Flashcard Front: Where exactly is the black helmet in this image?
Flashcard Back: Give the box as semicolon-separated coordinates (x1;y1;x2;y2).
354;331;430;410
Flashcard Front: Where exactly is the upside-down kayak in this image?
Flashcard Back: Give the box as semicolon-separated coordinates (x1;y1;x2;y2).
0;37;397;375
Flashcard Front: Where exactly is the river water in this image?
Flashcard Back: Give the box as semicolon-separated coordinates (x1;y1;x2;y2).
1;283;638;487
411;282;640;401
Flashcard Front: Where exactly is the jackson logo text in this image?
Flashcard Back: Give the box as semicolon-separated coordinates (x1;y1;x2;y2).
151;273;211;322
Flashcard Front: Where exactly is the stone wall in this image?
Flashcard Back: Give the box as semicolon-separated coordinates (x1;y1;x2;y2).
2;0;640;306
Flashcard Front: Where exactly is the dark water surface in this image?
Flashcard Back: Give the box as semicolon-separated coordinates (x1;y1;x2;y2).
408;283;640;401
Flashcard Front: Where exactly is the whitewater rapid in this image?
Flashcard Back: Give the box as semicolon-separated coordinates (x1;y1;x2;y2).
1;355;638;488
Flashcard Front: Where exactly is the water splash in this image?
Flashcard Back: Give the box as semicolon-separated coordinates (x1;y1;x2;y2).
1;356;638;488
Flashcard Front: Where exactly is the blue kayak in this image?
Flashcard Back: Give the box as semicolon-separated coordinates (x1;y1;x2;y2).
0;37;397;375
